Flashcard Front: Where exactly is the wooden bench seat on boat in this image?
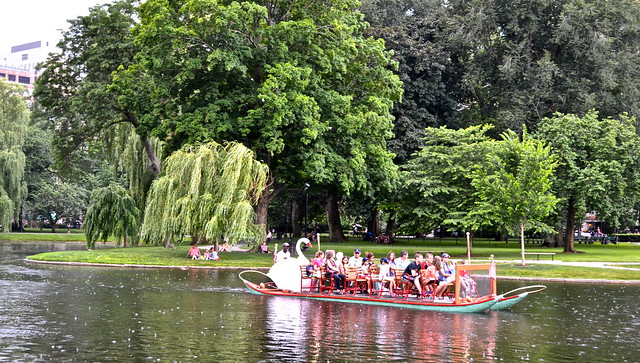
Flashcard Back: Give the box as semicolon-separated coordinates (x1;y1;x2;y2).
299;265;319;293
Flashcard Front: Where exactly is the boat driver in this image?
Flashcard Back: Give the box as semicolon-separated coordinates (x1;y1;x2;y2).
275;242;291;262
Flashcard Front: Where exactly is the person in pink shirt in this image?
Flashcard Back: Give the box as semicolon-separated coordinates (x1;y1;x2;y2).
187;244;201;259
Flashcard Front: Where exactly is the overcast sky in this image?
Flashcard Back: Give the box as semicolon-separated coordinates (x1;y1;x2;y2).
0;0;109;54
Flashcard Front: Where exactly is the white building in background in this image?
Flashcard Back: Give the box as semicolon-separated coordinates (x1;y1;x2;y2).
0;40;55;89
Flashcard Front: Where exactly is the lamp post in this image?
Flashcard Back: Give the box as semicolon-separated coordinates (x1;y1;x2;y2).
304;183;310;238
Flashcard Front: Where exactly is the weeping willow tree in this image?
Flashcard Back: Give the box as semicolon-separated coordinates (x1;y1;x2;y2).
141;142;269;248
84;184;141;249
0;81;28;232
103;124;163;210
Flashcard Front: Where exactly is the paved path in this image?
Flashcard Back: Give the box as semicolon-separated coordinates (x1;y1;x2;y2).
473;259;640;270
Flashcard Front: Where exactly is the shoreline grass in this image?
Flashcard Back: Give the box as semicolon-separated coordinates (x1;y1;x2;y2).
14;235;640;281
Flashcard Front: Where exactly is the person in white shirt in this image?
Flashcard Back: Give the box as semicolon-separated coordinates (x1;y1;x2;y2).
347;248;363;267
395;250;411;271
275;242;291;262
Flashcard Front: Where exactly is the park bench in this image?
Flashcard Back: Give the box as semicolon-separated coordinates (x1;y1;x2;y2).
575;236;589;244
523;252;556;261
525;236;545;245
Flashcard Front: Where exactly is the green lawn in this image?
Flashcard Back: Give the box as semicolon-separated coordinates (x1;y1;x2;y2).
17;234;640;280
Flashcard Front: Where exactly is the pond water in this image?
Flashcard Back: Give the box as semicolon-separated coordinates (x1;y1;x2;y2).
1;241;639;362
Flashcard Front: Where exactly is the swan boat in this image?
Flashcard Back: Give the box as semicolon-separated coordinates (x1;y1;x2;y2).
240;252;545;314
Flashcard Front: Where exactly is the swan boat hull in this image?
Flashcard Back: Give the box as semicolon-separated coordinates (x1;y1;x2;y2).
240;275;501;314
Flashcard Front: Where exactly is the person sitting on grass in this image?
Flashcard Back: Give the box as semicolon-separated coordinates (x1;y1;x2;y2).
208;248;220;260
219;242;230;252
187;244;201;259
260;241;269;253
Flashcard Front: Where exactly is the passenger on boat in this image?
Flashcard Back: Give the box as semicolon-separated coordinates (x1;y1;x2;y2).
442;253;456;282
459;259;477;298
275;242;291;262
338;255;349;275
433;254;455;299
357;258;371;293
324;250;345;292
402;253;423;295
187;244;201;259
421;253;438;293
396;250;411;271
312;251;325;276
386;251;397;268
348;248;363;267
378;258;396;295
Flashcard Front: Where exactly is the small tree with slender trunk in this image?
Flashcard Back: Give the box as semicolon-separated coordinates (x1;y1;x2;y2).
84;184;141;249
472;129;557;266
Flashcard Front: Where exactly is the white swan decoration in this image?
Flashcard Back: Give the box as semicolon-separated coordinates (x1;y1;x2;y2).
267;238;312;292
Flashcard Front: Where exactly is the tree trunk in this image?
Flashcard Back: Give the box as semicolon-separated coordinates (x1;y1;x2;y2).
124;111;161;180
553;232;564;247
256;185;274;231
163;235;175;249
564;197;577;252
385;210;396;241
141;136;161;180
520;222;526;266
291;199;302;238
368;209;380;238
51;218;57;233
325;194;346;242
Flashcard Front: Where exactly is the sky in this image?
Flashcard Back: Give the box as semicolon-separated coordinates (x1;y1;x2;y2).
0;0;109;54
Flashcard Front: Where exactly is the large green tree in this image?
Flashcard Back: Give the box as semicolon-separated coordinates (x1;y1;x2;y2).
400;125;494;246
29;181;88;233
124;0;403;242
34;0;162;190
360;0;460;163
472;130;557;265
441;0;640;132
0;81;28;232
536;110;640;252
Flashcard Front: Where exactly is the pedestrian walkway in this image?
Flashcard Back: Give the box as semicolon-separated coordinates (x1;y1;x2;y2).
474;259;640;271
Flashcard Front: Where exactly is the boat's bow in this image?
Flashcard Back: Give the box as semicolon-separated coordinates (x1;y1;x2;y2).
491;285;546;310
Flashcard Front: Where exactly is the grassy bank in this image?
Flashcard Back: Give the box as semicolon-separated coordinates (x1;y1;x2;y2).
20;235;640;280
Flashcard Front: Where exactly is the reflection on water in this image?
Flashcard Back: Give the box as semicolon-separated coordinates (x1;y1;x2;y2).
1;241;640;361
